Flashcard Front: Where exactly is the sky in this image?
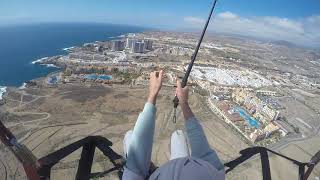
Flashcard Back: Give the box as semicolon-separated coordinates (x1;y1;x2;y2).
1;0;320;47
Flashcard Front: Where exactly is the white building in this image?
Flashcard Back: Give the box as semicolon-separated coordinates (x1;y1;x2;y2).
264;123;280;136
249;129;266;142
257;90;277;96
126;38;138;49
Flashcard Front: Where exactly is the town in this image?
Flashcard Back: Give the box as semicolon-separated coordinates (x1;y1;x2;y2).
1;30;320;179
29;31;320;147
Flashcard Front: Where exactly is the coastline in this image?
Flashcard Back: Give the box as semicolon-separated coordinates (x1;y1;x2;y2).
19;82;27;90
31;57;61;68
62;46;75;52
2;36;115;90
1;29;140;91
0;86;7;100
28;32;130;78
6;31;131;92
31;57;49;64
0;23;146;88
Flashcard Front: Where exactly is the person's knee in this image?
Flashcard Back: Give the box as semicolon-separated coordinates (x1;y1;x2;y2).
171;129;183;138
170;130;189;160
124;130;133;158
125;130;133;139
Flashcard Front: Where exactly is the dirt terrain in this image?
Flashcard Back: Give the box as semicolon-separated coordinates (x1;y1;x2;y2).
0;83;249;179
1;83;319;180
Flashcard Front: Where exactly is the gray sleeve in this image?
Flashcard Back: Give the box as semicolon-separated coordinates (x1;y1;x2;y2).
185;117;224;170
125;102;156;177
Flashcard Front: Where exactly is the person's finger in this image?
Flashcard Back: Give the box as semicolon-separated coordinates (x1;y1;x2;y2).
155;71;159;78
183;85;188;90
184;88;188;95
158;70;163;79
176;80;181;89
175;89;179;98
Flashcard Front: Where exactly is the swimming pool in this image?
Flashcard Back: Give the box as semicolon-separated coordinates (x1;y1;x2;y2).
98;75;112;80
234;107;260;128
84;74;112;80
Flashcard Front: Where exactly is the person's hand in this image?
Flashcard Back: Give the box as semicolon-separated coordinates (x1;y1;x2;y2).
176;80;194;120
175;80;189;107
148;70;164;105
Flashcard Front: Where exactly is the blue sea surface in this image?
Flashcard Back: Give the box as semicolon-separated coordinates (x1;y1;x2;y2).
0;23;146;87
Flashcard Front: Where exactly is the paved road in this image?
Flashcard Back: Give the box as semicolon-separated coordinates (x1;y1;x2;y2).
269;124;320;151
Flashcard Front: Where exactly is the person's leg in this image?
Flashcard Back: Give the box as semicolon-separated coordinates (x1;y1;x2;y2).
185;118;224;170
170;130;189;160
123;130;133;159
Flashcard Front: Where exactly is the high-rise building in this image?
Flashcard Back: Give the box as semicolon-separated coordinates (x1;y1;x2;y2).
125;38;131;49
111;41;118;51
131;42;146;53
127;38;150;53
138;42;145;53
131;42;140;53
126;38;131;48
111;40;125;51
126;39;138;49
120;41;125;51
144;40;153;50
95;45;104;52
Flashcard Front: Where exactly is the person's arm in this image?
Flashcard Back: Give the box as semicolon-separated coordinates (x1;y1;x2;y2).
176;81;224;170
124;70;164;178
125;102;156;177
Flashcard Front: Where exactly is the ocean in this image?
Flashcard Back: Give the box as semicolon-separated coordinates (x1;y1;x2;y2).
0;23;146;87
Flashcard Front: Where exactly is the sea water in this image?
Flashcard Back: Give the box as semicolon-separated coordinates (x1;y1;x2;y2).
0;23;146;87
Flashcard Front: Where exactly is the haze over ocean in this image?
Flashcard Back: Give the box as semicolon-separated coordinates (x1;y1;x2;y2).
0;23;146;87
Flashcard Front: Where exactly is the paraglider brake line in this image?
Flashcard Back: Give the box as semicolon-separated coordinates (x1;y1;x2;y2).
172;0;218;123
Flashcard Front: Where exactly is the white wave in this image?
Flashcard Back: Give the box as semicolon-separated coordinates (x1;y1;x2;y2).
32;57;60;68
19;83;27;90
62;46;75;51
0;86;7;100
31;57;48;64
45;64;60;68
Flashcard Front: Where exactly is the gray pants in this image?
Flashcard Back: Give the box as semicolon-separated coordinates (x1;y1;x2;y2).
123;129;189;160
